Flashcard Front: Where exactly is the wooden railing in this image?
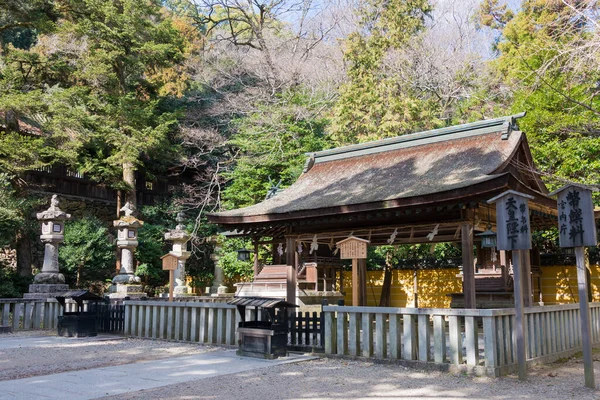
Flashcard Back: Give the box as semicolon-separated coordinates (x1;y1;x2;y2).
0;298;62;330
123;301;238;345
322;303;600;376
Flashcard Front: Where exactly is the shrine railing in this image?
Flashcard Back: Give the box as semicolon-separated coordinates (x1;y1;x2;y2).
0;298;62;330
123;301;238;345
321;303;600;376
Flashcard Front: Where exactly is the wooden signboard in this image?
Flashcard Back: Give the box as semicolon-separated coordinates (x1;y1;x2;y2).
336;236;369;259
488;190;534;251
161;253;179;302
487;190;534;381
549;184;597;248
161;253;179;271
549;184;598;388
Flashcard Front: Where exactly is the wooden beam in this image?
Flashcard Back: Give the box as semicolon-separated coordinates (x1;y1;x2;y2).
285;237;297;305
461;221;476;309
358;258;367;306
521;250;532;307
352;258;358;306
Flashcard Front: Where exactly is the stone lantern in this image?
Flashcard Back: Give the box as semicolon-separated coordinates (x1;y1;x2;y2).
110;202;144;297
164;212;191;295
25;195;71;298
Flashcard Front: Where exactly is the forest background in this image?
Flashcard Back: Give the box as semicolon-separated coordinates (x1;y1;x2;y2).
1;0;599;297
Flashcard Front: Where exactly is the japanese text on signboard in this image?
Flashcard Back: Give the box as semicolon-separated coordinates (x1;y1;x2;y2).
492;192;532;251
556;186;597;248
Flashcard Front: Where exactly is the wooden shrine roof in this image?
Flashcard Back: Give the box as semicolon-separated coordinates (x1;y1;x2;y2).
208;114;556;232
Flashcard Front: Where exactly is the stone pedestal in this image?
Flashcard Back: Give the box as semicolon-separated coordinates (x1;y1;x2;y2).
109;283;146;299
26;195;71;299
24;283;70;299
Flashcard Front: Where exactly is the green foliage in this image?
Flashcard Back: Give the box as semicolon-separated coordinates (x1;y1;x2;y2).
0;174;29;246
330;0;435;144
59;216;115;285
0;268;32;298
369;242;461;269
0;0;189;194
217;237;254;284
135;222;167;287
222;90;332;208
481;0;600;196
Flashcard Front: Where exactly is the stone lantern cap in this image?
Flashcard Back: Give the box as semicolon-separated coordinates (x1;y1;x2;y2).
36;195;71;221
165;211;189;241
113;202;144;228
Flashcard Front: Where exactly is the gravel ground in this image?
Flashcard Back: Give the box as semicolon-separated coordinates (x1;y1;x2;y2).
101;356;600;400
2;331;600;399
0;331;221;381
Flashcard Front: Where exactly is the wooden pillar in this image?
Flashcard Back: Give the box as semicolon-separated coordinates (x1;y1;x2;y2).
352;259;358;306
576;246;596;388
358;258;367;306
413;270;418;308
520;250;532;307
253;240;259;277
285;237;297;305
461;222;476;309
512;250;528;381
500;250;508;289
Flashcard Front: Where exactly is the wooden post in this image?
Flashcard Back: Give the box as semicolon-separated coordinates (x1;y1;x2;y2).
162;253;179;303
521;250;533;307
461;222;476;309
352;259;359;307
576;246;595;388
358;258;367;306
253;240;259;277
512;250;527;381
286;237;297;305
169;270;174;302
413;270;418;308
500;250;508;288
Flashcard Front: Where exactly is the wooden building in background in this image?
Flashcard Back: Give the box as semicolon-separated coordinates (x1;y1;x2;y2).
208;113;560;308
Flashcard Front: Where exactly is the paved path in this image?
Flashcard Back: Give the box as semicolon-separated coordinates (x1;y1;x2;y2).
0;335;121;350
0;348;314;400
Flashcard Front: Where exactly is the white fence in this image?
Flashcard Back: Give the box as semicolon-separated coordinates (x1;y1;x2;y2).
123;301;239;346
322;303;600;376
0;298;62;330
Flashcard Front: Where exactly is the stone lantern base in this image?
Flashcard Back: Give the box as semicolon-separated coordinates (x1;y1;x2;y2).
24;283;70;299
108;283;146;299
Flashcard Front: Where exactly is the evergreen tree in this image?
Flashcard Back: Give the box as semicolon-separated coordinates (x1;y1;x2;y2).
480;0;600;191
330;0;434;144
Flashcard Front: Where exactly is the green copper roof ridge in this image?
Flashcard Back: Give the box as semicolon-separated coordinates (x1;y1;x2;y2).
307;113;526;160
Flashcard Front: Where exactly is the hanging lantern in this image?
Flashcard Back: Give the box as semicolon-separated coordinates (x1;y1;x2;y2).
476;225;497;248
236;248;251;261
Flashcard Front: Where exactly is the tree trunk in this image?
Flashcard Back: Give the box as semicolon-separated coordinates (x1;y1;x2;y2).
122;161;137;207
379;262;393;307
76;263;83;287
16;232;33;277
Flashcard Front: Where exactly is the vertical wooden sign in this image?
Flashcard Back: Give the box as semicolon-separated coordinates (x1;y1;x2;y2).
337;236;369;306
549;184;598;388
162;253;179;302
489;190;534;251
550;185;597;248
488;190;534;382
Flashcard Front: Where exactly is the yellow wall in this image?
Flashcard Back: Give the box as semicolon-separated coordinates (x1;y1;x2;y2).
538;265;600;305
340;265;600;308
342;269;463;308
